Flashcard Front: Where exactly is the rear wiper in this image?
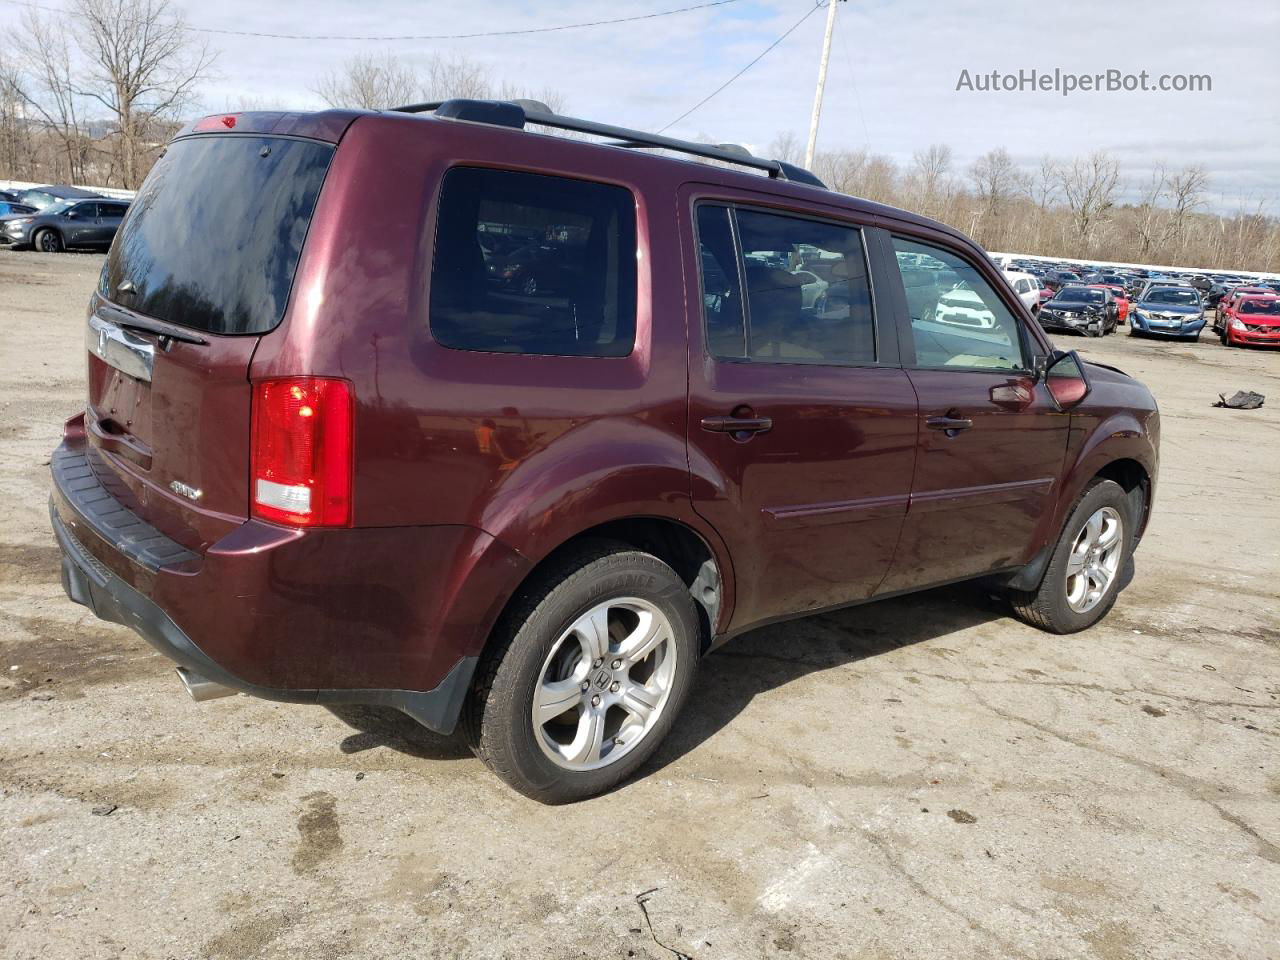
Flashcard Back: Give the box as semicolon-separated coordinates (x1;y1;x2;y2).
97;303;209;346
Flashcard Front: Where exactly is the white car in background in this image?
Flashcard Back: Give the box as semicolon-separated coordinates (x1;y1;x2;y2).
934;287;996;328
1003;269;1043;313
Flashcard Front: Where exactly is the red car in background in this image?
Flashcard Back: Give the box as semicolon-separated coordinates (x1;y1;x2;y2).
1090;283;1128;323
1213;286;1272;337
1220;294;1280;347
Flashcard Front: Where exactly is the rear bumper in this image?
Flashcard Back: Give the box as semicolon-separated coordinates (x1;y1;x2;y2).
50;439;530;732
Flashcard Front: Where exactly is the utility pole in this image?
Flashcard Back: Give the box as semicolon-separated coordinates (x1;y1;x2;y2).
805;0;842;170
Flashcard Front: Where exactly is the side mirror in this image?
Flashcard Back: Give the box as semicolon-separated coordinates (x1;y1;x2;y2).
1045;350;1091;410
65;209;79;219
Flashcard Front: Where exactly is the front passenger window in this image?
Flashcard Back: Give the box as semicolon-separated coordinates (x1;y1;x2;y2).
892;237;1025;371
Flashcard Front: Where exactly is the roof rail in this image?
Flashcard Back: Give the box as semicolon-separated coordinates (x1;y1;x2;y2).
391;98;827;189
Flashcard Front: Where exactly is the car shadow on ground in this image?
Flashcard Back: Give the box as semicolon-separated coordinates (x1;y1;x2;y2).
325;580;1016;771
645;582;1011;776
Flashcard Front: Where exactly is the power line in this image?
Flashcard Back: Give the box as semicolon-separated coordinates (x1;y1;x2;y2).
0;0;743;41
657;1;826;134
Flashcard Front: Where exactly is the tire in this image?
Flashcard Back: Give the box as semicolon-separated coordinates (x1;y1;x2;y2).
1008;479;1134;634
463;541;700;803
34;228;62;253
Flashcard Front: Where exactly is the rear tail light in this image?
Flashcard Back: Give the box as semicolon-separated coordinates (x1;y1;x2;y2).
251;377;353;527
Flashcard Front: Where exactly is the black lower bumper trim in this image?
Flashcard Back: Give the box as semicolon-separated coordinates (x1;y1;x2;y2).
50;500;475;734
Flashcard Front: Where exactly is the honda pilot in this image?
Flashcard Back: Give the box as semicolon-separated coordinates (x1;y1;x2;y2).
51;100;1159;803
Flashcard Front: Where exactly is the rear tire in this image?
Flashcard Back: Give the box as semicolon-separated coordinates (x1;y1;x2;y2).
463;541;700;803
34;228;62;253
1008;479;1134;634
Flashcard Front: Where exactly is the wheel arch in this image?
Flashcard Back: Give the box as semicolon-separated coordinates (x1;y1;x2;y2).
485;514;734;664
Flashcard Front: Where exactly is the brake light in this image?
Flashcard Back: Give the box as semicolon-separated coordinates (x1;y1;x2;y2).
251;377;353;527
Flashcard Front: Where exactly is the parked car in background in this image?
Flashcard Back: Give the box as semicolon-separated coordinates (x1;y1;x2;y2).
15;184;104;210
1213;287;1274;336
1219;294;1280;347
0;199;37;217
1038;285;1117;336
1090;283;1128;323
1203;284;1228;309
1003;269;1042;313
1044;269;1082;292
0;198;130;252
49;101;1160;803
934;286;996;328
1130;286;1205;340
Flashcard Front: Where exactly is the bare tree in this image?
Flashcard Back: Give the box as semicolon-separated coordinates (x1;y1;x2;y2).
0;54;35;180
1134;165;1168;258
1057;150;1120;254
314;53;421;110
16;11;91;183
75;0;216;187
968;148;1023;248
767;130;803;165
912;144;951;196
1164;164;1208;255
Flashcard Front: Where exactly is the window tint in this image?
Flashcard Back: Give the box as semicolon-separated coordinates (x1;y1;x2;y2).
729;208;875;364
105;135;333;334
430;167;636;357
892;237;1026;371
695;205;746;358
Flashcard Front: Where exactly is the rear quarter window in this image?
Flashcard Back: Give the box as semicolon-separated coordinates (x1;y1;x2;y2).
429;167;637;357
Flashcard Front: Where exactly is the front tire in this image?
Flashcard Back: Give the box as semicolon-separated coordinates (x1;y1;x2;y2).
34;228;62;253
1008;479;1134;634
464;542;700;803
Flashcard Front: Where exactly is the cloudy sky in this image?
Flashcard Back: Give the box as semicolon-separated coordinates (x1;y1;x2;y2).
165;0;1277;210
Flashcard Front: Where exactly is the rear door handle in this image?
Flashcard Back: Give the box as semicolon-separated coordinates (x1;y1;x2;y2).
926;415;973;434
701;416;773;435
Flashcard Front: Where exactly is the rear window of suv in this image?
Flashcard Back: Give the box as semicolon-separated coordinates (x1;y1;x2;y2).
102;135;333;334
430;167;637;357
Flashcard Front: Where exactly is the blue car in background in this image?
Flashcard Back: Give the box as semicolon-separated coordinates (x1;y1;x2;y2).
1129;286;1206;341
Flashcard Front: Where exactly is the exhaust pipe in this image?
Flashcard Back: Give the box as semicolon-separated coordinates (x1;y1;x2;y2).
175;666;237;702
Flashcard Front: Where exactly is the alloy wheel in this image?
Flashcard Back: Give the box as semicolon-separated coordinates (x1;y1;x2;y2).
1065;506;1123;613
531;597;677;772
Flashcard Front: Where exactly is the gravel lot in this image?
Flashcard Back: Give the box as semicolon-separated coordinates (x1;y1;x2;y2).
1;250;1277;960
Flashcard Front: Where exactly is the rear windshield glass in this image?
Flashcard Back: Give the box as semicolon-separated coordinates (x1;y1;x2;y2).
103;135;333;334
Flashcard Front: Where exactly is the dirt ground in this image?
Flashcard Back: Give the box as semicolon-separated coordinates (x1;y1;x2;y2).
1;249;1277;960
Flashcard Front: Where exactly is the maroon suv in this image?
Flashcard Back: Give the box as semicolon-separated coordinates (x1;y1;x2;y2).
51;100;1158;803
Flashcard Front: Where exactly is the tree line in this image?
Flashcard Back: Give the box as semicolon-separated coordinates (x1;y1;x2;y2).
1;10;1275;272
771;134;1277;272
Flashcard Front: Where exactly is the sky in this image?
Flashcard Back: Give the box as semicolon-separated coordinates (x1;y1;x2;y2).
98;0;1280;212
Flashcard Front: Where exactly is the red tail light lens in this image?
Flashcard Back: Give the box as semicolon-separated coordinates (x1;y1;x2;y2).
251;377;353;527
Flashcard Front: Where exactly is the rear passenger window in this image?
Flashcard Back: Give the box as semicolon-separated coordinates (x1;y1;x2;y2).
430;167;636;357
695;205;876;365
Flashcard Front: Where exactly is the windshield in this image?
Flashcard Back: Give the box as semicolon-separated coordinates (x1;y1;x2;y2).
104;134;333;334
1239;299;1280;316
45;200;76;215
1145;288;1198;305
1056;287;1104;303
